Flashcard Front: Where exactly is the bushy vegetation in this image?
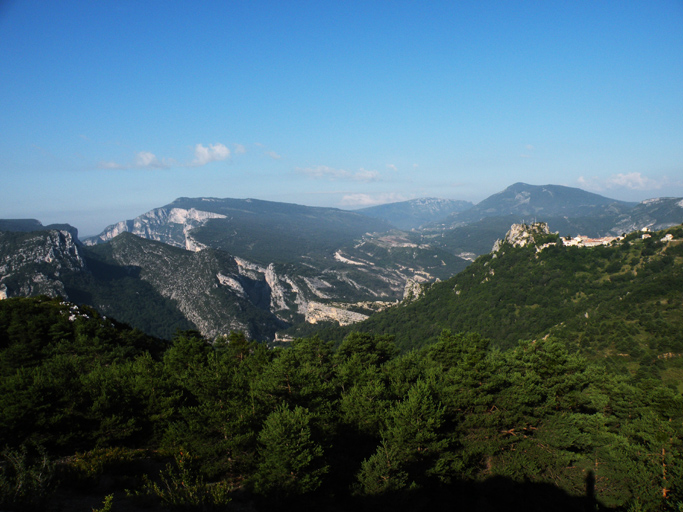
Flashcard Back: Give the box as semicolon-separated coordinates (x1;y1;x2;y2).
1;296;683;510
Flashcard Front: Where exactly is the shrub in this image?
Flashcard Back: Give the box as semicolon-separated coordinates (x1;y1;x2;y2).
132;450;232;509
0;444;55;511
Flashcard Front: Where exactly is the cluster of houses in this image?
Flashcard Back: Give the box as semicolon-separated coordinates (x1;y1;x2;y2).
561;227;674;248
562;235;622;248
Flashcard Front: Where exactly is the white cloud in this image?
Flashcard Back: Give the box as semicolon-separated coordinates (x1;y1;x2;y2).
234;143;246;155
192;143;230;166
340;192;409;207
387;164;397;171
298;165;380;182
606;172;660;190
135;151;169;169
266;150;281;160
578;172;664;191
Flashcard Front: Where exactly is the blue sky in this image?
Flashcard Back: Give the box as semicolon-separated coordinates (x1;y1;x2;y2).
1;0;682;236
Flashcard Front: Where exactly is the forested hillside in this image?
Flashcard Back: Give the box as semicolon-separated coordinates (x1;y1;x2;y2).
312;224;683;388
1;296;683;511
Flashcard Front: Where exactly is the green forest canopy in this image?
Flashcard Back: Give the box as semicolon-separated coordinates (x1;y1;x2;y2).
1;296;683;511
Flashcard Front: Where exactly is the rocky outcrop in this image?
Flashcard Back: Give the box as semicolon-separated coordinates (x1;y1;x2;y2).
0;230;85;299
304;301;369;325
403;278;427;302
492;222;550;252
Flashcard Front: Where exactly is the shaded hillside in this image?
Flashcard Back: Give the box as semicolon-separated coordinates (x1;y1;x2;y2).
0;229;285;340
189;204;393;266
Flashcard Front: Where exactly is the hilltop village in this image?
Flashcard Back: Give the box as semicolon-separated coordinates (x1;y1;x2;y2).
562;227;673;247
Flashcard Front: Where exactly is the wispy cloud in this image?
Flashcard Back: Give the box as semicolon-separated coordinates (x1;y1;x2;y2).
266;150;281;160
340;192;409;207
98;142;232;170
98;160;125;170
298;165;380;182
387;164;397;171
136;151;170;169
191;143;230;166
578;172;667;191
98;151;173;170
234;143;246;155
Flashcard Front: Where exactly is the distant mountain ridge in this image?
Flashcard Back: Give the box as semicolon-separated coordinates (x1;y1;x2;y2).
439;182;637;227
356;197;473;230
0;218;79;240
85;197;394;262
422;183;682;258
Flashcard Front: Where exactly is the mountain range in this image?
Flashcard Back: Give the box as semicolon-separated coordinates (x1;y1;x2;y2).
1;182;682;341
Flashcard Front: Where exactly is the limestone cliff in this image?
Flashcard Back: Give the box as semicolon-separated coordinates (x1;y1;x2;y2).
84;207;226;251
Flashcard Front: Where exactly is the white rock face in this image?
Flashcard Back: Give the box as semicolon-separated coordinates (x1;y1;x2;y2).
334;251;366;265
305;301;368;325
85;207;226;249
456;251;477;262
403;278;426;301
167;208;226;224
217;273;247;298
265;264;290;312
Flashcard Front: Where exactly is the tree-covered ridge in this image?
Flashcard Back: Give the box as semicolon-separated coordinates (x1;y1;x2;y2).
313;225;683;384
1;296;683;510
